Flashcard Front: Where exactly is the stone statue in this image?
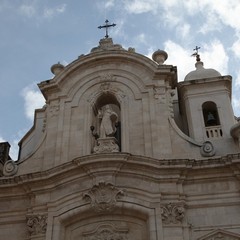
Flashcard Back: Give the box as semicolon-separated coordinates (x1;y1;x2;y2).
98;105;118;138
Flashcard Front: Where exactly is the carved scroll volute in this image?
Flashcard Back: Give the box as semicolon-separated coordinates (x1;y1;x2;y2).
26;214;47;236
83;181;124;213
160;203;185;224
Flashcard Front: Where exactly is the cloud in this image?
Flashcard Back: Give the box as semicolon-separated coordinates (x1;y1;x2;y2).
0;135;6;142
19;4;36;18
198;11;222;34
21;84;45;122
201;39;228;75
231;39;240;59
43;4;66;19
104;0;115;9
235;69;240;87
124;0;159;14
164;40;193;81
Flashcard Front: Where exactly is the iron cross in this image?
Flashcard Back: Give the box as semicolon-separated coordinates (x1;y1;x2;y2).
98;19;116;38
193;46;200;54
192;46;201;61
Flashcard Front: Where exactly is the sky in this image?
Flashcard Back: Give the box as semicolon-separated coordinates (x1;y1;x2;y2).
0;0;240;159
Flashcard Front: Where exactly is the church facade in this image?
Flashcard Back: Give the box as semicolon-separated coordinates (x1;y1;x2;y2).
0;37;240;240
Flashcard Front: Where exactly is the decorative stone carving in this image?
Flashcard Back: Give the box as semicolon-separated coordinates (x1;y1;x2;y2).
83;182;124;213
49;104;59;117
83;224;128;240
3;160;18;176
200;141;216;157
99;80;125;99
91;38;124;53
198;229;240;240
88;81;125;106
154;86;166;103
161;203;185;224
100;74;116;83
26;214;47;236
93;137;119;153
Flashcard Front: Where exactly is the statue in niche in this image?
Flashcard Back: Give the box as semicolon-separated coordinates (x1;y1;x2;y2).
98;105;118;138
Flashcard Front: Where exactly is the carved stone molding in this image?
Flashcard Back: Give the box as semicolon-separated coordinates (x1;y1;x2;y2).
83;223;128;240
26;214;47;236
93;137;119;153
83;181;124;213
161;203;185;224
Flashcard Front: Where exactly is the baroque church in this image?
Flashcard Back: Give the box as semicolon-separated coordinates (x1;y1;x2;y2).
1;22;240;240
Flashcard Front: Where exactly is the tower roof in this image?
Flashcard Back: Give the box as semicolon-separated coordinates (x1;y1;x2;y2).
184;55;221;81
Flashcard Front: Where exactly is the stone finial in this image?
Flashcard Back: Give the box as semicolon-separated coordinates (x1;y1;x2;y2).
152;49;168;64
50;62;64;75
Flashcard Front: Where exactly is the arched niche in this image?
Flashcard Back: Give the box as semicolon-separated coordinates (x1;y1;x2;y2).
202;101;220;127
202;101;223;139
91;93;121;152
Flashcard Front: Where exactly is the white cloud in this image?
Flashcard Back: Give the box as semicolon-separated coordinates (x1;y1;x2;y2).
0;136;6;142
231;39;240;59
201;39;228;75
21;84;45;121
104;0;115;9
19;4;36;18
235;69;240;87
177;23;191;40
43;4;66;18
198;11;222;34
124;0;159;14
164;40;193;81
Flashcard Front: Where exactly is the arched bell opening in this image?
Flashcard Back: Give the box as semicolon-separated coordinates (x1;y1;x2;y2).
202;101;223;138
90;93;121;153
202;101;220;127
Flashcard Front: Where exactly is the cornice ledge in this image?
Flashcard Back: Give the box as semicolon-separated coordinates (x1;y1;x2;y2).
0;153;239;186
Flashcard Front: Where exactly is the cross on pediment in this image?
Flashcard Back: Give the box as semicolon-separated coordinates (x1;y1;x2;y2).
98;19;116;38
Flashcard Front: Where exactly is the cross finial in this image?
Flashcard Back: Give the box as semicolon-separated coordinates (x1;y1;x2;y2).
192;46;201;62
98;19;116;38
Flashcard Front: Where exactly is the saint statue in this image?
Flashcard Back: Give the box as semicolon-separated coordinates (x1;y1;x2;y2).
98;105;118;138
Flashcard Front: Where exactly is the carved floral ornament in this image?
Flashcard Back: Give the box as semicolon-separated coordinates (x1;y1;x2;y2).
83;223;129;240
160;202;185;224
26;214;47;236
83;181;124;213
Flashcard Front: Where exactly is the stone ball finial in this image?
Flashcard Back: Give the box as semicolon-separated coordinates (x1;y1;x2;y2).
152;49;168;64
51;62;64;75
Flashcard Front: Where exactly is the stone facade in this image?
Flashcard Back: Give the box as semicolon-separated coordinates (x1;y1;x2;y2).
0;38;240;240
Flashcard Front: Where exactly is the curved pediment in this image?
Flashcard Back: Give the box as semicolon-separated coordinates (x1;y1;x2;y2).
198;229;240;240
38;39;175;102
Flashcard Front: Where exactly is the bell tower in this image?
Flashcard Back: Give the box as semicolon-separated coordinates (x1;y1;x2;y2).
178;50;236;143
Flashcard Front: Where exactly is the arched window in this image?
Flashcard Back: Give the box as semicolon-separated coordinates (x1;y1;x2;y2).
202;101;223;138
202;101;220;127
91;93;121;152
